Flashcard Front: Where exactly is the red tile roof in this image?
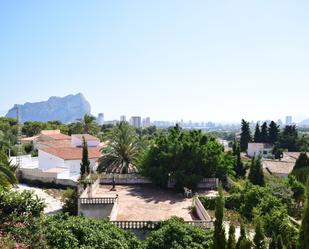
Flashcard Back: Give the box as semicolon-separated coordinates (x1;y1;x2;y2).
44;133;71;140
40;147;101;160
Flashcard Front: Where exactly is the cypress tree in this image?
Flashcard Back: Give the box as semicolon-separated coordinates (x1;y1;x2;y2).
248;156;265;186
254;123;261;143
293;152;309;171
260;122;268;143
80;136;90;178
213;187;226;249
253;219;266;249
268;232;276;249
268;121;279;144
298;180;309;249
236;222;247;249
227;224;237;249
239;239;252;249
240;119;252;152
235;145;245;178
277;235;284;249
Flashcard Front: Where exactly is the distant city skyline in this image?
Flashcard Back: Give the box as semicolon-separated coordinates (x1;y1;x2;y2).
1;1;309;123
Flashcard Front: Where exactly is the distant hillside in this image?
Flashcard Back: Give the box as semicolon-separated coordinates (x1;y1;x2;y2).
6;93;91;123
299;119;309;126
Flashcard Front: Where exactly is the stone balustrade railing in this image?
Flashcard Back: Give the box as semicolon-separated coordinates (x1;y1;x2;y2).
110;220;213;230
79;197;118;205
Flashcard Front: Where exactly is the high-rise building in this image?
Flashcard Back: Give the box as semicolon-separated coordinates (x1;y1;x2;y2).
97;113;104;125
285;116;292;125
130;116;141;128
120;115;126;122
143;117;151;127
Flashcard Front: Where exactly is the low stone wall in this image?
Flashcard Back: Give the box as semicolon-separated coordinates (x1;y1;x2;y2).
168;177;219;189
100;173;152;185
194;197;212;222
18;168;76;187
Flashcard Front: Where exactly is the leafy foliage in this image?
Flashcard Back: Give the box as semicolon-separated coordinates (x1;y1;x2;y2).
227;224;236;249
240;120;251;152
97;122;141;174
213;188;226;249
298;180;309;249
62;188;78;216
45;214;142;249
80;137;90;178
144;217;213;249
141;125;231;189
248;156;265;187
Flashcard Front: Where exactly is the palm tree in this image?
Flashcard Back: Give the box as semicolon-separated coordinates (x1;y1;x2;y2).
77;114;98;134
97;122;140;174
0;152;18;188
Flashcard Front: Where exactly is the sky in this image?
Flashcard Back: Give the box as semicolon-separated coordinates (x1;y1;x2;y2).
0;1;309;123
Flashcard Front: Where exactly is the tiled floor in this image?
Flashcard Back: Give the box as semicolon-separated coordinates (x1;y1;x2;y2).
94;185;197;221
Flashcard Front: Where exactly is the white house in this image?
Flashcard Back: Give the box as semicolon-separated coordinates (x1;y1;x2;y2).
247;143;273;158
38;147;101;176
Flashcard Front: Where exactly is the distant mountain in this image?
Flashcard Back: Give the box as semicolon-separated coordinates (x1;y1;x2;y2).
6;93;91;123
299;119;309;126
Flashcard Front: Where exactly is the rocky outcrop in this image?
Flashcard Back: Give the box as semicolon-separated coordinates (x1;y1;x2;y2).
6;93;91;123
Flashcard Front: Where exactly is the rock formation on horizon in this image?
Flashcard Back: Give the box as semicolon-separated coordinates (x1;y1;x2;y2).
6;93;91;123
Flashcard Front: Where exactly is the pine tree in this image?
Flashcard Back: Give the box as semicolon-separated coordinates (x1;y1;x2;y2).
240;119;252;152
268;121;279;144
254;123;262;143
268;232;276;249
248;156;265;186
277;235;284;249
235;145;245;178
227;224;237;249
236;222;247;249
80;136;90;178
298;180;309;249
213;187;226;249
253;219;266;249
260;122;268;143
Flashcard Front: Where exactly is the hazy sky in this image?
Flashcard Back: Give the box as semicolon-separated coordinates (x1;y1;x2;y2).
0;1;308;122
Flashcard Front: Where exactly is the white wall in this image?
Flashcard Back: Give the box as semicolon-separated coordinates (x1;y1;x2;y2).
38;150;65;171
247;143;272;158
64;158;98;176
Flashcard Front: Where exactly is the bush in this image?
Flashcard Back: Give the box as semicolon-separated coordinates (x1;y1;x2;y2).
45;214;142;249
144;217;213;249
62;188;78;215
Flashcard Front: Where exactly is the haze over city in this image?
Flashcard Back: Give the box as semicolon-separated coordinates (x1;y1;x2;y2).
1;1;309;122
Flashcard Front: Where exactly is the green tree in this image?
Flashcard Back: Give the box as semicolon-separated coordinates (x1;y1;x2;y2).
144;217;212;249
80;137;90;178
292;152;309;183
268;121;279;144
260;122;269;143
298;180;309;249
268;232;276;249
213;187;226;249
235;145;246;178
294;152;309;170
62;188;78;216
277;235;284;249
97;122;140;174
279;125;299;152
240;119;252;152
253;219;266;249
227;224;237;249
248;156;265;186
141;125;227;189
0;150;17;188
236;223;247;249
77;114;100;135
254;123;262;143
